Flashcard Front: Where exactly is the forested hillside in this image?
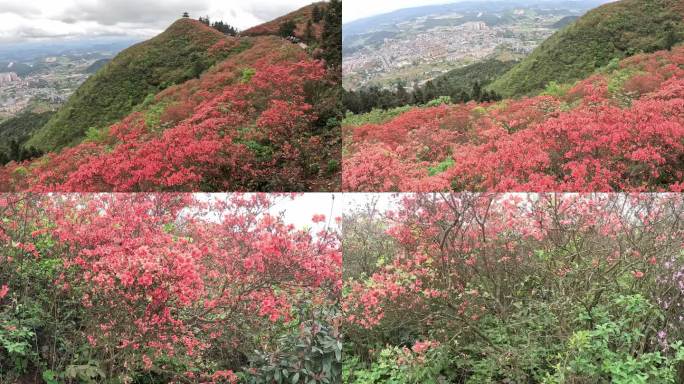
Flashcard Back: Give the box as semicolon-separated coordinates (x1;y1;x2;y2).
344;59;516;114
489;0;684;97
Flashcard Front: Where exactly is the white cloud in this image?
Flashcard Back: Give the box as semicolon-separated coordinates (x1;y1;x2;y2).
0;0;315;43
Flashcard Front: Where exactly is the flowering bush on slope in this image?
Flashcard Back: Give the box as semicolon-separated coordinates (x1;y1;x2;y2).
0;36;339;192
343;46;684;192
0;194;341;383
343;193;684;383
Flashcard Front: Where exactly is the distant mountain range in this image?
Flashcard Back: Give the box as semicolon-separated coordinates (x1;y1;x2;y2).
0;39;141;63
343;0;610;37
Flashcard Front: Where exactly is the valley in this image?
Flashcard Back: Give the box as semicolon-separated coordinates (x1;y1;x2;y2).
342;0;606;90
0;41;134;120
0;56;101;118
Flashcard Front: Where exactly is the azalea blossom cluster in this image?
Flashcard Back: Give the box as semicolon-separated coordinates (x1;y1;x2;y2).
343;46;684;192
0;36;333;192
0;194;341;381
343;193;684;346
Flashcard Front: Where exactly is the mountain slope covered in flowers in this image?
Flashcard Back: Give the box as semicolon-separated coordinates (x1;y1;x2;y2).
343;45;684;192
27;18;229;152
2;3;341;192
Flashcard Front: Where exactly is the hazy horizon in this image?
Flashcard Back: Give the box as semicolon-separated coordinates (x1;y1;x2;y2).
343;0;617;24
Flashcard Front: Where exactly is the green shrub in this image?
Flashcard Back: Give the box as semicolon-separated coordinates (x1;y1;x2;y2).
244;309;342;384
545;295;684;383
424;96;452;107
541;81;571;98
427;157;454;176
240;68;257;83
342;106;413;127
344;344;451;384
326;159;340;175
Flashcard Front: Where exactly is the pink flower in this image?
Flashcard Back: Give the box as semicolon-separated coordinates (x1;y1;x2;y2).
412;340;440;354
312;214;326;223
0;285;8;299
142;355;153;370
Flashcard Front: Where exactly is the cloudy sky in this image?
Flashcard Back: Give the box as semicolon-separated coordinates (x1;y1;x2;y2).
200;193;396;231
0;0;315;44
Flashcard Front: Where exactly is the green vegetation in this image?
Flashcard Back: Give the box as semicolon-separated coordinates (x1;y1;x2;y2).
321;0;342;68
343;196;684;383
279;20;297;37
541;81;571;98
26;18;228;152
342;106;413;127
490;0;684;97
344;59;513;113
0;111;52;164
427;157;454;176
429;59;517;98
84;59;110;74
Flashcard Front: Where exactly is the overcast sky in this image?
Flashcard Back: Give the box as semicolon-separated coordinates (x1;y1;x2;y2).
202;193;396;231
0;0;315;44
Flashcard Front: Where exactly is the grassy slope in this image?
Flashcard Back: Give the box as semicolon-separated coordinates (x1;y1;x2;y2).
489;0;684;97
27;18;227;152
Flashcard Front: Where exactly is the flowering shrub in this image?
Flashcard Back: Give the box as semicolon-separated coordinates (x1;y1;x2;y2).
343;193;684;383
0;194;341;383
343;46;684;192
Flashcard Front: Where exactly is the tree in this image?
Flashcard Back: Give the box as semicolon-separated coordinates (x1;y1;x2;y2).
312;5;322;23
472;81;482;102
396;82;409;106
212;20;238;36
198;15;210;26
278;20;297;38
664;23;677;51
304;19;314;42
321;0;341;67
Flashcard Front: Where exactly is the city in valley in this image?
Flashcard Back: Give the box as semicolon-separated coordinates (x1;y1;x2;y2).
343;3;592;90
0;58;91;118
0;40;133;120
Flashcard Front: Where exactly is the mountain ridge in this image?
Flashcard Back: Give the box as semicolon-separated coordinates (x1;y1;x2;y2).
26;18;229;152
